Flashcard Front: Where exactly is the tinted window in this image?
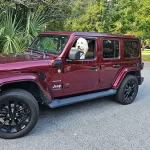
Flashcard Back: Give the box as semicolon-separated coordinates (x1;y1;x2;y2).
103;40;119;58
124;41;138;58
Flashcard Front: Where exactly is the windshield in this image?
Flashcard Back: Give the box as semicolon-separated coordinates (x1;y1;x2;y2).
29;34;69;55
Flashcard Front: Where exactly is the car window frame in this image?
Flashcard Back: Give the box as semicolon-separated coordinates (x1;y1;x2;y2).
123;39;139;59
102;38;120;60
66;37;97;62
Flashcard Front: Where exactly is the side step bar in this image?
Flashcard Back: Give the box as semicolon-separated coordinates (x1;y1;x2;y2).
48;89;117;108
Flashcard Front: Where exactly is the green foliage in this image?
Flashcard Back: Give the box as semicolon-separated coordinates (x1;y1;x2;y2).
64;1;105;32
0;0;149;53
64;0;150;46
0;10;47;53
0;12;22;53
38;37;57;50
25;10;47;44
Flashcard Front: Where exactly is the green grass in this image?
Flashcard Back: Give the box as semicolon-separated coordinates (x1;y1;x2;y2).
142;50;150;53
142;55;150;61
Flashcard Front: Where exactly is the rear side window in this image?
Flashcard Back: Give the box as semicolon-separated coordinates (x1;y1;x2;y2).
103;40;119;58
124;40;138;58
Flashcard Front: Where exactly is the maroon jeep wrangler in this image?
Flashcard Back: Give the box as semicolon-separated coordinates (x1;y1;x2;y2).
0;32;144;139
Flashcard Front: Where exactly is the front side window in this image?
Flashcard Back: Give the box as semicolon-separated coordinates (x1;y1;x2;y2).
29;34;69;55
103;40;119;58
124;40;138;58
69;38;96;60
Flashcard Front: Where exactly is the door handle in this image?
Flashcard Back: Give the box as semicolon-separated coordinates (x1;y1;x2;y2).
113;64;120;68
89;66;98;70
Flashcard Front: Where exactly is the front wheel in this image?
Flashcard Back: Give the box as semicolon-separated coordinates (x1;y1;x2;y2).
0;89;39;139
115;75;138;105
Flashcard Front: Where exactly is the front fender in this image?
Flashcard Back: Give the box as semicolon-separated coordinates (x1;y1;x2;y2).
0;72;52;102
112;67;140;89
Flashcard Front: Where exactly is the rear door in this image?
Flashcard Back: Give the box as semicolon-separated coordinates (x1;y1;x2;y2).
98;37;123;89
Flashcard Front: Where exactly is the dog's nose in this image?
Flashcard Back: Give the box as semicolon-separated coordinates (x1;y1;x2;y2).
78;46;80;49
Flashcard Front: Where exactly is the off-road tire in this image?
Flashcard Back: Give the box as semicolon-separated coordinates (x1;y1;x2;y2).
0;89;39;139
115;75;138;105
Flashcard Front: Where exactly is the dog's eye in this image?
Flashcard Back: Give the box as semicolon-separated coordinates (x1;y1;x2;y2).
81;42;83;44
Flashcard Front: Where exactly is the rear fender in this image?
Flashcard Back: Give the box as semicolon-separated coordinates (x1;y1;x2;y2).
112;67;140;89
0;73;52;102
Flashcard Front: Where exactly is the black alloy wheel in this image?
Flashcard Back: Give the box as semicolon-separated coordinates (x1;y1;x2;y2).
115;75;138;105
124;80;137;102
0;99;31;133
0;89;39;139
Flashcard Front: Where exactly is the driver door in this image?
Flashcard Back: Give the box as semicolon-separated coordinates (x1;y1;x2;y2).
63;37;99;96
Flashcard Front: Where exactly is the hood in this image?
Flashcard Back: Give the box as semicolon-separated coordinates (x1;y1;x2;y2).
0;52;55;73
0;52;52;63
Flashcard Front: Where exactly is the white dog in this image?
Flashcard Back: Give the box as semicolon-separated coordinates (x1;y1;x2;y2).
75;37;89;59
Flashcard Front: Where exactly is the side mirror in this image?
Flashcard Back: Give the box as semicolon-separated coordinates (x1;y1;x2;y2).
68;49;81;60
53;59;62;67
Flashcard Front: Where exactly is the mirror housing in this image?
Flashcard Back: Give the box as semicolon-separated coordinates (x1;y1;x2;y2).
53;59;62;67
68;49;81;60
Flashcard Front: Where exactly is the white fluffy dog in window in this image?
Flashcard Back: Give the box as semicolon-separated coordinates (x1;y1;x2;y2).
75;37;89;59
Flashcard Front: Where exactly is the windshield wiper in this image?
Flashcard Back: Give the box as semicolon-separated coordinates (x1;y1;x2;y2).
28;47;52;58
28;47;35;55
42;50;50;58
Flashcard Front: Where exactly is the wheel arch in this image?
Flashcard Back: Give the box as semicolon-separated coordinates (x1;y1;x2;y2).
0;80;51;104
113;69;141;89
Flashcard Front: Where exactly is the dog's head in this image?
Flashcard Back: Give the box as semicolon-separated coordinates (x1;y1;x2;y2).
75;37;89;54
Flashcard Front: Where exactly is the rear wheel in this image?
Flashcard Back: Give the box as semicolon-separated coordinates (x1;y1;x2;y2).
115;75;138;105
0;89;39;139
